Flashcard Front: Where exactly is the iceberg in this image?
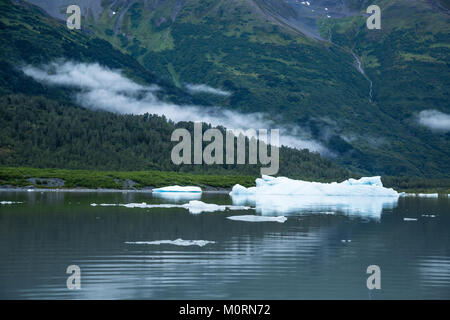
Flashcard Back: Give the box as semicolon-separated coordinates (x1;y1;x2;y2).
91;200;252;214
0;201;23;205
227;215;287;223
401;193;439;198
417;193;439;198
230;175;399;197
152;186;202;193
230;176;400;218
125;239;215;247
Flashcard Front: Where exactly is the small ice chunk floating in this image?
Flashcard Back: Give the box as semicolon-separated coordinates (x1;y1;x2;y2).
227;215;287;223
91;200;252;214
125;239;215;247
152;186;202;193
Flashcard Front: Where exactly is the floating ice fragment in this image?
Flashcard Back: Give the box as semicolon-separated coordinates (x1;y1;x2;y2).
91;202;181;209
0;201;23;205
152;186;202;193
184;200;251;214
404;218;418;221
125;239;215;247
417;193;439;198
91;200;252;214
227;215;287;223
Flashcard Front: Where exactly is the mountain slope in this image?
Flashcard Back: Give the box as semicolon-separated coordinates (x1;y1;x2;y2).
0;93;350;181
55;0;448;178
0;0;350;181
0;0;196;105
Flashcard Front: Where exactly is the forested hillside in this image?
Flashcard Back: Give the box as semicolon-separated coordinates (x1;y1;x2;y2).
67;0;449;178
0;94;350;181
0;0;449;182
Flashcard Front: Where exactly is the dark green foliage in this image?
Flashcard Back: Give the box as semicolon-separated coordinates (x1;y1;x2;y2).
0;94;350;181
382;176;450;193
0;166;257;189
92;0;449;178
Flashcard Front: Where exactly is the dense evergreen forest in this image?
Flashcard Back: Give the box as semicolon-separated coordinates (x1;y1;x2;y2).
0;94;350;181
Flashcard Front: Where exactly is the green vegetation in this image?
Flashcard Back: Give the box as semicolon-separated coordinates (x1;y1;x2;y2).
0;166;256;189
0;94;350;181
1;166;448;193
83;0;449;178
382;176;450;193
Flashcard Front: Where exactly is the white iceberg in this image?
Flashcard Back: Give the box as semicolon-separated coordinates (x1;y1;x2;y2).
230;175;399;197
0;201;23;205
401;193;416;197
402;193;439;198
230;176;400;218
152;186;202;193
91;200;252;214
125;239;215;247
417;193;439;198
404;218;418;221
227;215;287;223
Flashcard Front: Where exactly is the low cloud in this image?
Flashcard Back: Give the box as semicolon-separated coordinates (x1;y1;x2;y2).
22;61;329;154
186;84;232;96
417;109;450;132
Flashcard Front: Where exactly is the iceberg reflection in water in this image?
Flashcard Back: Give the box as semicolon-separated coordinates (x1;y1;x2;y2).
231;194;399;219
152;191;202;202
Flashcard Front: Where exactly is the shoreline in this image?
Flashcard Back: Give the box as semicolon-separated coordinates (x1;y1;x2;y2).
0;186;448;196
0;186;232;193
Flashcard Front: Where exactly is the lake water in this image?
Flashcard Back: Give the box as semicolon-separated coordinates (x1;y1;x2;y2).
0;190;449;299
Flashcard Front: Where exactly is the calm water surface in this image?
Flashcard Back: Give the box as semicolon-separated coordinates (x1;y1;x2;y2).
0;191;449;299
